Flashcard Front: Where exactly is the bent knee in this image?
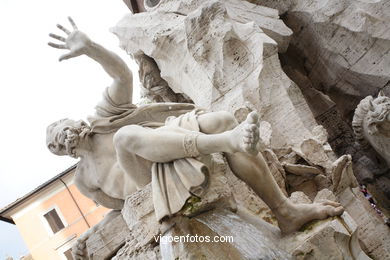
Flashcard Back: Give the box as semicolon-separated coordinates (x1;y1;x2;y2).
199;111;238;134
113;125;144;151
218;111;238;130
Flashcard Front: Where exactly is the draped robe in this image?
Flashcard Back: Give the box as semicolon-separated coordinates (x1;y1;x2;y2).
89;89;209;221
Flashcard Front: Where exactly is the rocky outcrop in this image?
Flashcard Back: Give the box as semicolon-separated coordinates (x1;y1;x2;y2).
278;0;390;148
286;0;390;119
85;214;129;259
109;152;372;260
110;156;372;260
243;0;390;213
85;135;388;259
134;53;193;103
112;0;319;150
249;0;390;120
100;0;390;259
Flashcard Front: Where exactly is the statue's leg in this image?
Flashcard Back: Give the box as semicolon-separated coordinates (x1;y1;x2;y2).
116;149;153;189
114;111;343;233
197;112;288;210
113;110;258;189
198;112;344;234
113;111;260;163
225;151;343;233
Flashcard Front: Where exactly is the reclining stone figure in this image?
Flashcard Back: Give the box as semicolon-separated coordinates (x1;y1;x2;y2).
46;18;344;259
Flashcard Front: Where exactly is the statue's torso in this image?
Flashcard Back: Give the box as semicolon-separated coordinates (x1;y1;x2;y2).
76;132;151;199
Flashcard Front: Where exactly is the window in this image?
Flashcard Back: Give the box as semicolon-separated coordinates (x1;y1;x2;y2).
63;249;74;260
43;208;65;233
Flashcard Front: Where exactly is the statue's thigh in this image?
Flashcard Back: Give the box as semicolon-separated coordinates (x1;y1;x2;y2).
198;111;237;134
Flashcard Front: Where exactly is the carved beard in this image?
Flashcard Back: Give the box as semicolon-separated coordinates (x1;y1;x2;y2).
64;125;91;158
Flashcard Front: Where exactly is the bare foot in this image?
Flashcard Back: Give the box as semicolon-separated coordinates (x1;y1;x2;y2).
228;111;260;155
273;199;344;234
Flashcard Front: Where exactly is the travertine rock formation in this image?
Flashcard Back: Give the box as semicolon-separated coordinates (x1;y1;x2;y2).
245;0;390;214
57;0;390;259
352;92;390;210
288;0;390;116
86;214;129;259
110;156;371;260
109;0;390;258
278;0;390;153
134;53;193;103
112;0;319;150
249;0;390;120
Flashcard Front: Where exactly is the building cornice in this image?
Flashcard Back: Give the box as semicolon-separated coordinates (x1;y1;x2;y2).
0;164;78;224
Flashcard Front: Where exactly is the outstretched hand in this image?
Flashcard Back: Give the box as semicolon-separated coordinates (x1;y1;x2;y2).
48;17;92;62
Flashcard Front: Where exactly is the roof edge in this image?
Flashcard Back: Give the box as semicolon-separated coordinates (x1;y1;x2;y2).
0;163;78;224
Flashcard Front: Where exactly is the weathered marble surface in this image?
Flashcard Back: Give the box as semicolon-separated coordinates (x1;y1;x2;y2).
271;0;390;152
353;93;390;167
245;2;390;175
85;214;129;259
331;156;390;260
111;1;390;258
351;93;390;210
134;53;192;103
112;162;371;260
112;0;318;150
58;0;390;258
245;0;390;217
115;153;243;259
242;0;390;99
251;0;390;120
49;16;325;260
95;140;379;259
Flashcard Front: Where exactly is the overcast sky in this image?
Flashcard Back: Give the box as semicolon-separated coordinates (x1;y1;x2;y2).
0;0;140;258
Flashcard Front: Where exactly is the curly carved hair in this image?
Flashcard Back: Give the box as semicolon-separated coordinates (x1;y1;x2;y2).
46;118;69;156
352;93;390;147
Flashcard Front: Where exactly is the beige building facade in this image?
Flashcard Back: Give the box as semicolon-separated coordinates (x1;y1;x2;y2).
0;165;110;260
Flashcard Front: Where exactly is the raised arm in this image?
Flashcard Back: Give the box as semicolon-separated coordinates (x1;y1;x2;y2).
78;186;124;210
48;17;133;105
90;189;124;210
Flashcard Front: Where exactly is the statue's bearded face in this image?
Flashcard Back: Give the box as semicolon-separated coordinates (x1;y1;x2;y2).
46;119;90;158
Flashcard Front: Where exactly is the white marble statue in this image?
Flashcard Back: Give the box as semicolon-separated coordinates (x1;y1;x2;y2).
353;91;390;167
47;18;344;259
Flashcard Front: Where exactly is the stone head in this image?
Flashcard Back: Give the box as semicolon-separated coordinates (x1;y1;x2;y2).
46;119;90;158
366;93;390;136
353;92;390;146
